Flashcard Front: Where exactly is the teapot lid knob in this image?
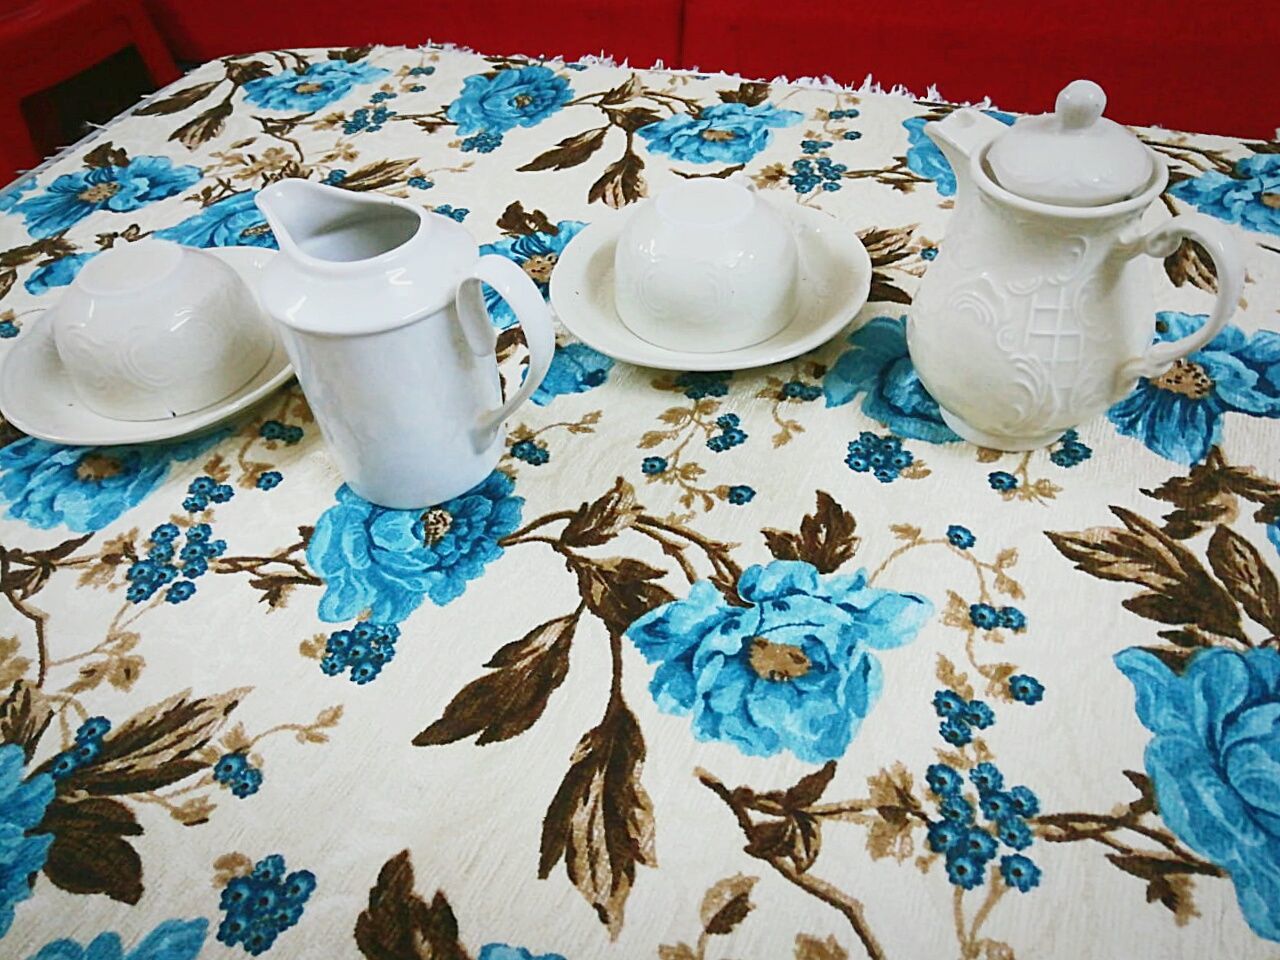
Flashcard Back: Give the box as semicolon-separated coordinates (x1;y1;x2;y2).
1056;79;1105;130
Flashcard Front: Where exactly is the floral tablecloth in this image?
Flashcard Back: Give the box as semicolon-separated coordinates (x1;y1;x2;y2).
0;44;1278;960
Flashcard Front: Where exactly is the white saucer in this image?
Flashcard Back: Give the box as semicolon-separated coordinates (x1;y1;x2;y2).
0;247;293;446
549;199;872;371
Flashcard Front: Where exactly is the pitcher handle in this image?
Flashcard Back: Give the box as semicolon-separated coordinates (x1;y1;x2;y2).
456;254;557;438
1119;213;1244;382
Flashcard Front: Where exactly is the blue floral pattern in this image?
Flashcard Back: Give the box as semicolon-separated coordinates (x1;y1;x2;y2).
478;946;567;960
1108;312;1280;464
533;343;614;406
242;60;389;112
308;471;523;623
627;561;932;763
1169;152;1280;237
638;102;802;165
24;918;207;960
0;745;54;939
24;253;96;295
447;66;572;138
153;191;277;248
479;220;586;329
903;111;1015;196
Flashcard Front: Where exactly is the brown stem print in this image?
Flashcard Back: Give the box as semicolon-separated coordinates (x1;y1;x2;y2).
213;528;321;609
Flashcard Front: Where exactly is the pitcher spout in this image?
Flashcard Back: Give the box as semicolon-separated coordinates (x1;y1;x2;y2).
254;179;426;266
925;109;1007;201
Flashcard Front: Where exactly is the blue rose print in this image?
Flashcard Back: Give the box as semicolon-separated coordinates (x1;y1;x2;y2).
638;102;802;165
479;220;586;329
1115;646;1280;941
627;560;932;763
0;433;226;534
308;471;523;623
446;65;572;137
0;177;35;214
1169;152;1280;237
903;110;1015;196
823;315;961;443
24;252;97;296
0;744;54;939
153;191;277;248
1108;311;1280;464
12;157;202;238
242;59;390;112
478;946;566;960
532;343;614;406
25;918;207;960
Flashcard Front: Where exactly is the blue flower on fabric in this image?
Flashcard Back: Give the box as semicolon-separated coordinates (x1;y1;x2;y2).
447;65;572;136
242;59;389;112
532;343;614;406
154;191;277;249
903;110;1015;196
217;855;314;955
627;560;932;763
24;252;97;295
1107;312;1280;465
0;744;54;939
638;102;802;165
478;220;586;329
1116;646;1280;940
13;156;202;238
477;946;567;960
24;917;208;960
823;316;961;443
0;177;36;214
1169;152;1280;237
0;433;225;533
308;471;522;623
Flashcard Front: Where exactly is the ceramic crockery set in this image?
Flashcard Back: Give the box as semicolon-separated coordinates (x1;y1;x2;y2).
0;79;1244;509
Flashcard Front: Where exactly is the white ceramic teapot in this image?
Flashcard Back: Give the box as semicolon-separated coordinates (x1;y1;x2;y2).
255;181;555;508
907;80;1244;450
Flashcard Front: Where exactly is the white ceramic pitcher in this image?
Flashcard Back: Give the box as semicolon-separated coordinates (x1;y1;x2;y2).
255;181;554;508
907;80;1244;450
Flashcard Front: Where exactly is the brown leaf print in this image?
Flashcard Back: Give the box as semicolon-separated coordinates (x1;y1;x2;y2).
573;557;674;638
42;796;144;904
82;142;129;168
135;81;221;117
718;81;771;107
606;106;663;133
762;491;860;574
1105;854;1206;925
355;850;472;960
539;700;655;938
413;613;576;746
1141;448;1280;539
589;149;647;209
520;128;609;172
342;159;417;192
0;269;13;302
600;74;643;105
1046;506;1245;640
0;679;52;762
794;934;849;960
699;873;758;936
1163;237;1218;292
1205;525;1280;635
495;201;557;237
561;477;643;547
170;100;233;149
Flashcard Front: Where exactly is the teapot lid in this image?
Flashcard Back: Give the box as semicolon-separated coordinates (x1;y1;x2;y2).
985;80;1153;207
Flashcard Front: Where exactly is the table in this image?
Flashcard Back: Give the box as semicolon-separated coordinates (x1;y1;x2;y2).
0;45;1277;960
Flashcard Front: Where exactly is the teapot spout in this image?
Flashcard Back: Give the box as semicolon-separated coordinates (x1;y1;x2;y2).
925;109;1007;200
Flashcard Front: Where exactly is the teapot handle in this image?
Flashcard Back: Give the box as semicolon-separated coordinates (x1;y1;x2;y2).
1119;213;1244;382
455;255;557;438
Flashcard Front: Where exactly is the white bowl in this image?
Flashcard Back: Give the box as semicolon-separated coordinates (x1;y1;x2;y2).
49;239;274;421
612;179;799;353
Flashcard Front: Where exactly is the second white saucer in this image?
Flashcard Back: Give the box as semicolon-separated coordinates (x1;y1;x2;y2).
550;199;872;372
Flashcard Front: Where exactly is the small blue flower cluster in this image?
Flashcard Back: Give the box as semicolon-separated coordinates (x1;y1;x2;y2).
968;603;1026;632
675;371;730;399
801;138;833;154
408;176;434;190
510;438;549;465
126;522;226;604
260;420;304;445
434;204;469;222
1008;674;1045;705
921;246;938;261
842;130;862;141
1049;428;1092;468
933;689;995;746
218;854;316;955
707;413;747;452
256;471;282;490
369;90;396;103
0;319;18;338
988;471;1018;492
184;474;234;513
408;84;426;93
343;104;395;135
408;66;435;76
780;379;822;402
946;524;976;549
725;484;756;505
845;431;913;482
461;132;503;153
322;169;347;186
827;108;859;120
48;716;111;780
319;621;400;683
641;456;667;475
789;157;846;194
213;751;263;798
925;760;1042;892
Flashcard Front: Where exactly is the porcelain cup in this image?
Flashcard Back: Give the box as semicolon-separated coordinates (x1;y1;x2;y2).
613;179;799;352
48;238;274;421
